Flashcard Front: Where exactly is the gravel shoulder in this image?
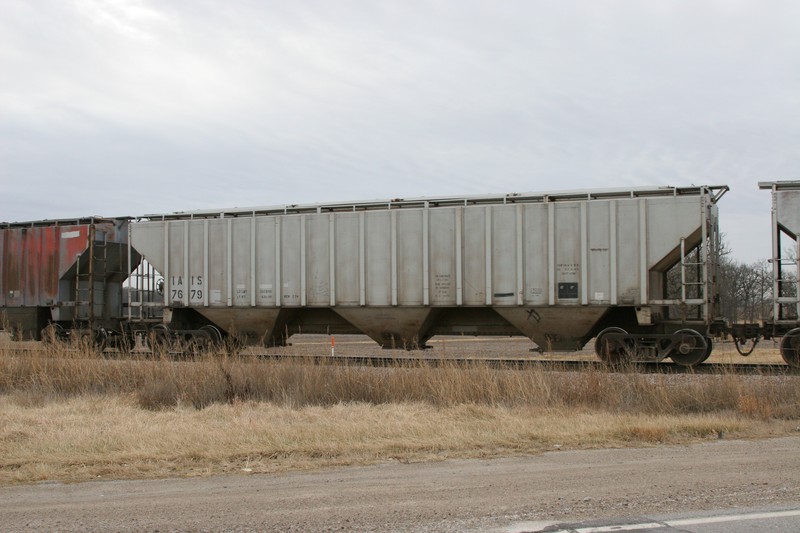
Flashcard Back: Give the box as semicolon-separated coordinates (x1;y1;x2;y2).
2;436;798;532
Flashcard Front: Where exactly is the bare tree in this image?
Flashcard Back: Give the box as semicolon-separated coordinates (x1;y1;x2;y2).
720;259;771;323
666;235;773;325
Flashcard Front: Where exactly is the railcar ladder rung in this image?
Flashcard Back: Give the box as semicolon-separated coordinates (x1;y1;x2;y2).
676;235;709;320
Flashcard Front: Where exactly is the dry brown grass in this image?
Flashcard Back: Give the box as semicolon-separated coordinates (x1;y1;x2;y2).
1;337;799;484
3;395;791;485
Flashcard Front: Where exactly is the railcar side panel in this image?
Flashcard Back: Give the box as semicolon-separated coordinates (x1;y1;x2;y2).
491;205;517;305
776;188;800;236
255;218;277;306
0;230;5;308
365;212;391;306
554;203;581;305
397;210;424;306
523;204;548;306
615;200;641;305
429;209;456;306
462;207;486;306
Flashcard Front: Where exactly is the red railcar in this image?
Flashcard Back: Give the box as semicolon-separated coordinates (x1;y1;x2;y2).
0;217;137;341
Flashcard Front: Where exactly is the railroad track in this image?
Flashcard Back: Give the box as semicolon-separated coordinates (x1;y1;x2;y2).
249;353;799;375
3;346;797;375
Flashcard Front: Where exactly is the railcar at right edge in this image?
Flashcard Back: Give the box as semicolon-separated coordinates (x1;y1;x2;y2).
728;181;800;367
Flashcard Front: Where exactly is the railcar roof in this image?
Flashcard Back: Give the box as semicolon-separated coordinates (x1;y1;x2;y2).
141;184;729;221
0;216;132;229
758;180;800;190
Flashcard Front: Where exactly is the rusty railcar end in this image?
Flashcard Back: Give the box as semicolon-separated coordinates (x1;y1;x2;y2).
0;217;138;340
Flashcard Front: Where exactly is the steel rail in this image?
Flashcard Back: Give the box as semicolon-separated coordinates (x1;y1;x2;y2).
246;354;798;375
3;347;796;375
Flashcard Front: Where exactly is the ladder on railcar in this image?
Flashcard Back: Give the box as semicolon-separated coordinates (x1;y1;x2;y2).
678;237;706;310
74;224;131;331
772;236;800;324
74;225;96;331
125;261;163;322
671;230;717;323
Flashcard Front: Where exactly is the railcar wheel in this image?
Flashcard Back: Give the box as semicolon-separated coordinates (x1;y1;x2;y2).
149;324;171;355
594;327;631;364
780;328;800;368
78;330;95;350
699;336;713;364
200;325;224;346
95;328;109;353
40;323;64;344
669;329;708;367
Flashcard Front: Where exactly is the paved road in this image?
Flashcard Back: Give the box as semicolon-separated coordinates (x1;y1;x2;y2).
536;507;800;532
1;437;798;532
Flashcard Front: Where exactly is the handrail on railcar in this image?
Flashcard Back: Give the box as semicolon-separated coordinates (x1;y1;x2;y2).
138;184;730;222
0;216;133;229
758;180;800;190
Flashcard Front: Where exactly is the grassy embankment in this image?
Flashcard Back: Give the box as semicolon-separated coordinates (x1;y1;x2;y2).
1;335;798;484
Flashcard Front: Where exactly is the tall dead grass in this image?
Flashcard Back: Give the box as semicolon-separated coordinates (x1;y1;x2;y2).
1;342;798;420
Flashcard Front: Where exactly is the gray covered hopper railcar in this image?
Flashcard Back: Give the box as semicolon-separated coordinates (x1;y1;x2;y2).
130;185;728;365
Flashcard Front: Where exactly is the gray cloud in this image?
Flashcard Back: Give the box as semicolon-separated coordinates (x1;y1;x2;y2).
1;0;798;262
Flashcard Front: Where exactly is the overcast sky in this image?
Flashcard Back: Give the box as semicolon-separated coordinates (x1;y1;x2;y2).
2;0;798;263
